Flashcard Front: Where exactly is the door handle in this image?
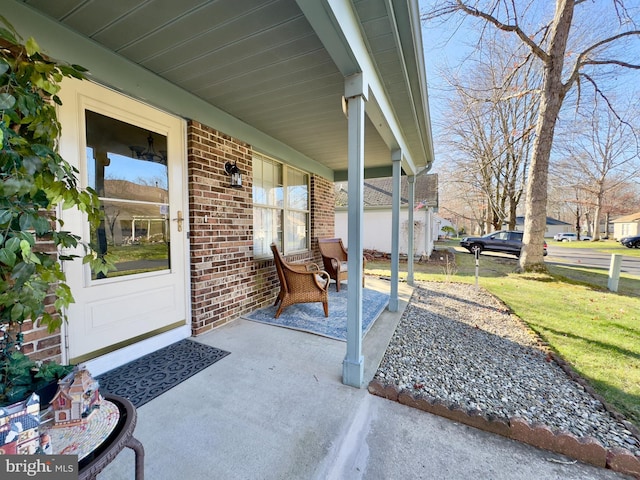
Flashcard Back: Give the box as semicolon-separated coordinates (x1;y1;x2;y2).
173;210;184;232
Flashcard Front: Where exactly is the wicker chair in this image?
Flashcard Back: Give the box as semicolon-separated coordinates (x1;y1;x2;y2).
317;238;366;292
270;243;330;319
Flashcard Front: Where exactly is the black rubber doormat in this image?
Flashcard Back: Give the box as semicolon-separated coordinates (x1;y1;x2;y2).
96;339;230;408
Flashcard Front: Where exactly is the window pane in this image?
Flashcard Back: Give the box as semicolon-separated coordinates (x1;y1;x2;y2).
254;207;282;257
253;157;265;204
91;200;170;278
285;211;308;252
252;153;309;257
85;110;170;279
86;111;168;195
286;168;308;210
253;155;282;208
265;160;283;208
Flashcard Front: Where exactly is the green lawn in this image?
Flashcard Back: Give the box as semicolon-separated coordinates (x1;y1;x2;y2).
366;244;640;428
106;243;168;262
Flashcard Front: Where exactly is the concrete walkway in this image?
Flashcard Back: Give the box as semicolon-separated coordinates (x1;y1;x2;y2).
100;279;630;479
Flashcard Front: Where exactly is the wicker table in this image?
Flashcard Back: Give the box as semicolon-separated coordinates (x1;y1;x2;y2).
43;394;144;480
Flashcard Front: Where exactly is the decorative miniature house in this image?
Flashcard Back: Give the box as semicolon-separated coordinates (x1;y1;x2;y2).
51;367;101;428
0;393;41;454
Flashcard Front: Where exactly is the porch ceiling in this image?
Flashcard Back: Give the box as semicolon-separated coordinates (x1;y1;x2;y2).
19;0;433;177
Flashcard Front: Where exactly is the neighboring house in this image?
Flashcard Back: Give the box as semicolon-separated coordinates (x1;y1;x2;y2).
5;1;434;386
335;175;438;257
504;216;572;239
433;214;455;238
612;211;640;240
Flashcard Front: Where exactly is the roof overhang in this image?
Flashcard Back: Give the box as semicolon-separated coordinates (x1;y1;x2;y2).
3;0;434;179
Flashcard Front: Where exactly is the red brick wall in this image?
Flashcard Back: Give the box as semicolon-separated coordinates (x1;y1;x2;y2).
11;240;63;363
188;121;254;335
187;121;335;336
310;175;336;265
17;316;62;363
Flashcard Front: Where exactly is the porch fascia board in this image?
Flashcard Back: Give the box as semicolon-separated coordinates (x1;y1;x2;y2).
2;0;334;181
297;0;426;176
389;0;435;164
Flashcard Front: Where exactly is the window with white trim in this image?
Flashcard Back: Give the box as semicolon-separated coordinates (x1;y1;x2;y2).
253;153;309;258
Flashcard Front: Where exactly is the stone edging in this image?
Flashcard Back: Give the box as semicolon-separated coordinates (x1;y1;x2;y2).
368;380;640;479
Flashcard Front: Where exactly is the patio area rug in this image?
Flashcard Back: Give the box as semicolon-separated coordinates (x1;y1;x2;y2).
96;339;230;408
242;284;389;341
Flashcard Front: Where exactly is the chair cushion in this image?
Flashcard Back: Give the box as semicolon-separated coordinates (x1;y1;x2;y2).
340;261;348;272
316;275;328;287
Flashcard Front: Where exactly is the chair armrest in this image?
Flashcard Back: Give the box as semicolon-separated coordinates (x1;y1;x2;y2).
283;268;330;292
289;262;320;272
327;257;340;271
313;270;330;290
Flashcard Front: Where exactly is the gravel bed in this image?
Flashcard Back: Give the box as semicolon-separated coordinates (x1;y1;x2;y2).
374;281;640;455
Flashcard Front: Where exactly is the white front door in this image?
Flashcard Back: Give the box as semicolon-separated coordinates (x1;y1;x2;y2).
58;79;190;366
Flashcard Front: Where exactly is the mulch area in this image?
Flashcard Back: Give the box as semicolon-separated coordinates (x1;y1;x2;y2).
364;248;456;266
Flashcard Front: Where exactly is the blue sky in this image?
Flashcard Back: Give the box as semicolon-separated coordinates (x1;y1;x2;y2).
419;1;640;173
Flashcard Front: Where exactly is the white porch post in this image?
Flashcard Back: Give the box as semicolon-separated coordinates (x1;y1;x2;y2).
426;207;435;256
343;73;368;388
407;175;416;286
389;150;402;312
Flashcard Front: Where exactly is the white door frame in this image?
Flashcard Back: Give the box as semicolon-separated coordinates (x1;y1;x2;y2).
57;79;191;375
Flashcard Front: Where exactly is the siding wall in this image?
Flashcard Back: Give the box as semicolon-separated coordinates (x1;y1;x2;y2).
614;222;640;240
335;207;435;256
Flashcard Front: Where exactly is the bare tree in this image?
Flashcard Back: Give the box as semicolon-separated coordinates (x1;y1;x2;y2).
600;182;640;237
441;34;538;233
556;101;640;239
437;161;487;234
424;0;640;271
548;170;640;237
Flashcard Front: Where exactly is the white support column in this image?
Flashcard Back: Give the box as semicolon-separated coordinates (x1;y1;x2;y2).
426;207;435;256
343;73;368;388
407;175;416;286
389;150;402;312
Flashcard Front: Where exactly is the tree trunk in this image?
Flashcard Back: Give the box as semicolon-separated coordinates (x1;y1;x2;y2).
519;0;575;271
593;195;603;241
577;211;582;238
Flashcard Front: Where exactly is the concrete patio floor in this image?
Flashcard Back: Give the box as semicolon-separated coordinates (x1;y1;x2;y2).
99;278;630;479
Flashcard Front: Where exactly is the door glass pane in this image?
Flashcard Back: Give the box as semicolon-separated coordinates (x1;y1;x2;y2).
85;110;170;279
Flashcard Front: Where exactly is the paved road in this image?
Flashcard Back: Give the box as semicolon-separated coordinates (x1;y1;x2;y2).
546;244;640;277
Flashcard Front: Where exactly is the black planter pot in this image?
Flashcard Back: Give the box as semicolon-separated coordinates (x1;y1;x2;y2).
34;381;59;408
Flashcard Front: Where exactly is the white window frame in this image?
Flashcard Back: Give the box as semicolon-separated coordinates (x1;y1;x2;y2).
253;152;310;258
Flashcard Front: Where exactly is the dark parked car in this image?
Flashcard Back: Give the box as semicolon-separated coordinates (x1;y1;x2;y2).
460;230;548;258
620;235;640;248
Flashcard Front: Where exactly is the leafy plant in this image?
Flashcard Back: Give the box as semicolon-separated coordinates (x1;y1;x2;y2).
0;16;114;405
441;225;456;238
0;351;73;405
33;360;73;386
0;350;34;404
